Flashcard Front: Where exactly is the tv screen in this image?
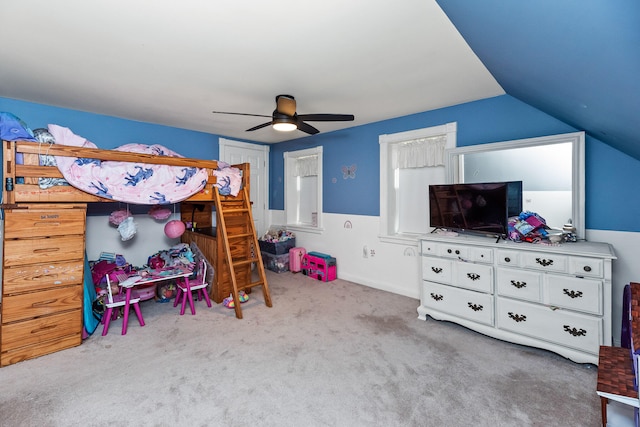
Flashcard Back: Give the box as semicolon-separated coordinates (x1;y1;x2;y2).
429;181;523;236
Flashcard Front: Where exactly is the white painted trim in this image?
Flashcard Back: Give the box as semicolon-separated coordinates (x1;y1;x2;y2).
379;122;457;241
284;146;323;230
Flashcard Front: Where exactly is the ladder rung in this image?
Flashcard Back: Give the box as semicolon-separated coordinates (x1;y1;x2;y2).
228;233;253;239
222;208;249;214
243;280;264;290
232;258;259;267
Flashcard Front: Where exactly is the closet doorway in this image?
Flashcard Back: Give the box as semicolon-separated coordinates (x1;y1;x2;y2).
219;138;270;237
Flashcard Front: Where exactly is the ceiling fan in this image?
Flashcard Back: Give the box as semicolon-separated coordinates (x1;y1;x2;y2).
212;94;355;135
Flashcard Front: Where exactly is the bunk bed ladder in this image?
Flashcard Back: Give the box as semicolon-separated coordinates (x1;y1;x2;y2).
214;186;272;319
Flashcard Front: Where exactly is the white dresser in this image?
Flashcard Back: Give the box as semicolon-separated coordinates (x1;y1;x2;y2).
418;233;616;364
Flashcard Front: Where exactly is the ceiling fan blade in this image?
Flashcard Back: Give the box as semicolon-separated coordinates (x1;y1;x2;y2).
297;121;319;135
276;95;297;116
297;113;355;122
246;121;273;132
212;111;271;118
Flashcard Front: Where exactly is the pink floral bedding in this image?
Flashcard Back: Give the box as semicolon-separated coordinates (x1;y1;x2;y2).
48;124;210;204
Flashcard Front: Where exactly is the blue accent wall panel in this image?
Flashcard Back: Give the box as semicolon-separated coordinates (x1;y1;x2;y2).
269;95;640;232
3;95;638;232
586;140;640;232
0;97;219;159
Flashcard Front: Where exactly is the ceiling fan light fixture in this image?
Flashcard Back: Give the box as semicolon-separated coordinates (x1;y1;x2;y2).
272;115;297;132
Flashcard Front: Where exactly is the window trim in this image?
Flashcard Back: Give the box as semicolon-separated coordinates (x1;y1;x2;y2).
379;122;457;244
284;146;323;233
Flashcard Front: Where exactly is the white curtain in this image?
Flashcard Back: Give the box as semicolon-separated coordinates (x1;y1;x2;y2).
294;155;318;177
394;135;447;169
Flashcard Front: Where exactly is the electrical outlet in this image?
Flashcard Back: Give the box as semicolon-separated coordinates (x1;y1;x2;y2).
370;249;375;257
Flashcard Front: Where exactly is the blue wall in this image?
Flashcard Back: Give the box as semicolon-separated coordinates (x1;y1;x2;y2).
3;95;639;232
269;95;640;232
0;98;219;159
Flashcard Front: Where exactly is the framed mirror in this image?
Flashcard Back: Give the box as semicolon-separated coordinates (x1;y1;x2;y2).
446;132;585;239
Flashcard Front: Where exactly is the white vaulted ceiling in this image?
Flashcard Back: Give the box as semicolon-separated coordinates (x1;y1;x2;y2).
1;0;638;160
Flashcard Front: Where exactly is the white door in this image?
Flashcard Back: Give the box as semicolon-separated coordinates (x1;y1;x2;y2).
219;138;269;237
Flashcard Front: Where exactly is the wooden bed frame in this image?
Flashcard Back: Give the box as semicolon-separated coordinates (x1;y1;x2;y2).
1;139;264;366
2;139;233;204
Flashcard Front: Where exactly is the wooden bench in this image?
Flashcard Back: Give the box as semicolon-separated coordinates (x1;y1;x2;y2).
596;282;640;427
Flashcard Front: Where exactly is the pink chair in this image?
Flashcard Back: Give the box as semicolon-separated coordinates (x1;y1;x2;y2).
174;259;212;315
101;274;145;336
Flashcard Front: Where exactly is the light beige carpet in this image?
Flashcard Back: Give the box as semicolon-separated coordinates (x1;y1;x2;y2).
0;271;600;426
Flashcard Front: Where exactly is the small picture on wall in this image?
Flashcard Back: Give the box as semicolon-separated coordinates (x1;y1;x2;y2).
342;164;357;179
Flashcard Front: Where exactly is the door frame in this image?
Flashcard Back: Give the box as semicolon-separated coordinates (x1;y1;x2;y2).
219;138;270;236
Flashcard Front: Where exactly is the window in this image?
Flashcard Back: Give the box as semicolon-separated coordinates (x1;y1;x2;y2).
379;122;456;243
284;146;323;232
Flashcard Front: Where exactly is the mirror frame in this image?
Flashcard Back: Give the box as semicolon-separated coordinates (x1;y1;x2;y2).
446;131;585;239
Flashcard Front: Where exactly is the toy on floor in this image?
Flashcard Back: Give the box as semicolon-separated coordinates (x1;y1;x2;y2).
223;291;249;309
156;280;177;303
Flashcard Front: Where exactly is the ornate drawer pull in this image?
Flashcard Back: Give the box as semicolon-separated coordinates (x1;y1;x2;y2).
468;302;483;311
467;273;480;281
508;312;527;322
431;267;443;274
583;266;592;272
563;325;587;337
563;289;583;299
535;258;553;267
504;257;511;263
430;293;443;301
510;280;526;289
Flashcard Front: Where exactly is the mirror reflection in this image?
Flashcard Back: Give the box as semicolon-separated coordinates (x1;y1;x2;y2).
447;132;585;238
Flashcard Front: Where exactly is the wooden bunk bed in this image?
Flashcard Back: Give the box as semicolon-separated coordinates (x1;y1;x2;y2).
1;139;271;367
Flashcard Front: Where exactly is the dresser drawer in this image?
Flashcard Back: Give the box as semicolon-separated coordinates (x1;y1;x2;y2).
545;276;603;315
496;298;601;354
423;281;494;326
1;285;82;323
496;267;542;303
569;257;604;278
520;251;568;273
2;261;84;294
1;309;81;350
3;235;85;267
496;249;520;267
1;334;81;367
455;261;493;293
422;256;452;284
436;243;493;263
4;207;86;239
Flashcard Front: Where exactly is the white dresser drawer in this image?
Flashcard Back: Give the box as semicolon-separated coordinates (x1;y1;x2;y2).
437;243;469;259
545;276;603;315
423;282;494;326
496;267;542;303
421;256;452;284
421;241;438;256
569;257;603;278
520;251;568;273
496;298;601;355
455;262;493;293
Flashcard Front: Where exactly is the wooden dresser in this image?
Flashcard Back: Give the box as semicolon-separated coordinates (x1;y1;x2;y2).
1;203;86;367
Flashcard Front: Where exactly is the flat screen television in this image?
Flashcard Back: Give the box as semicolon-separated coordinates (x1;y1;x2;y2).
429;181;523;238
